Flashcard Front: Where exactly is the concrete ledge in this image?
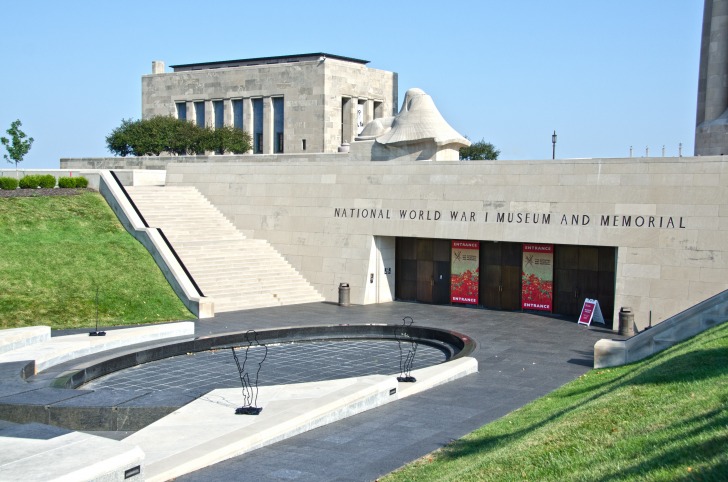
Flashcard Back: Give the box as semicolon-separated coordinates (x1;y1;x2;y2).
594;289;728;368
125;354;477;481
0;322;195;374
127;376;398;482
397;356;478;399
0;327;50;355
0;422;144;482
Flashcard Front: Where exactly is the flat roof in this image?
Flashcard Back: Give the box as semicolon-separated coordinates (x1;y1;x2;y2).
170;53;369;72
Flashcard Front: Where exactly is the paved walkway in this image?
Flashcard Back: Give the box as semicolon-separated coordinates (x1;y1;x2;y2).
172;301;614;481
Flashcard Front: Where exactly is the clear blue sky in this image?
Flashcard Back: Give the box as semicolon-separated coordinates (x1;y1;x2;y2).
0;1;703;168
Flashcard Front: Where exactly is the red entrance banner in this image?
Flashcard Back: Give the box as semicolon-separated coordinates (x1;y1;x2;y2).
451;240;480;304
521;243;554;312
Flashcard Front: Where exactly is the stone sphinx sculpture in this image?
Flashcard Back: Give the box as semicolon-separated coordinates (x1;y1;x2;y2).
355;88;470;161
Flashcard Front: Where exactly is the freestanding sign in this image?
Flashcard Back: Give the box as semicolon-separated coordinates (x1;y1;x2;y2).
451;240;480;304
578;298;605;326
521;243;554;312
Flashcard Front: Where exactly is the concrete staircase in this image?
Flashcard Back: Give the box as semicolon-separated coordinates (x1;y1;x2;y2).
125;186;323;312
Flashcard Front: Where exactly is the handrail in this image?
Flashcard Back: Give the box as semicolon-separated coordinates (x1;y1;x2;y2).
156;228;205;298
109;170;149;228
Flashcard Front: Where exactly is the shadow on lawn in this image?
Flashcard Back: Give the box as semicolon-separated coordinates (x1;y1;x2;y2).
596;408;728;481
437;327;728;474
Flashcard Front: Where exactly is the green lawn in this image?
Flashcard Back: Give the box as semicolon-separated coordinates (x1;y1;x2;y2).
0;192;193;329
384;322;728;482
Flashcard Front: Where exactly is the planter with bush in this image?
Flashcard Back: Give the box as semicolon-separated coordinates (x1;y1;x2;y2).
58;176;88;188
19;174;56;189
0;177;19;190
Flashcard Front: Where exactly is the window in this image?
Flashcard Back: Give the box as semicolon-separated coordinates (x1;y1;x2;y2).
176;102;187;121
194;101;205;127
341;97;352;144
357;100;365;135
213;100;223;129
232;99;243;129
253;98;263;153
273;97;284;153
374;101;383;119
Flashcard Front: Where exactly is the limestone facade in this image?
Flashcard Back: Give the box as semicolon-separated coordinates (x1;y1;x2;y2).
141;54;397;155
164;155;728;330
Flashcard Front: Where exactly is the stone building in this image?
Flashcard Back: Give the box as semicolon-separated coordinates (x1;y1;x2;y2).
141;53;398;155
63;29;728;331
695;0;728;155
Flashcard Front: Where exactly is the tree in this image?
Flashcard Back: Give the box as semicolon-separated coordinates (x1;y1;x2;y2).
106;116;252;156
1;120;34;174
202;125;253;154
459;138;500;160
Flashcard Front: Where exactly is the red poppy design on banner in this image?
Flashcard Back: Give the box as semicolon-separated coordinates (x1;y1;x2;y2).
521;243;554;312
451;240;480;304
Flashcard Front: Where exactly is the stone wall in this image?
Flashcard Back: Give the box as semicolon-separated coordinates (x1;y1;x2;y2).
165;156;728;329
60;153;351;170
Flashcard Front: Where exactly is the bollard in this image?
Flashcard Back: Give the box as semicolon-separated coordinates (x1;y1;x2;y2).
618;307;635;337
338;283;350;307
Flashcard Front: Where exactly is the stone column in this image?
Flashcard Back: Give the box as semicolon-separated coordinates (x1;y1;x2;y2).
243;98;253;153
263;97;273;154
186;101;195;123
223;99;232;127
204;101;213;128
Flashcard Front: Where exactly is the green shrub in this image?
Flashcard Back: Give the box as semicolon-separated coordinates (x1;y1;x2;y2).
38;174;56;188
19;175;40;189
19;174;56;189
0;177;19;190
58;177;75;188
58;176;89;188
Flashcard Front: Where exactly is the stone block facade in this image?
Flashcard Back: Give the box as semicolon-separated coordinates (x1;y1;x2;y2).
164;155;728;329
141;54;397;156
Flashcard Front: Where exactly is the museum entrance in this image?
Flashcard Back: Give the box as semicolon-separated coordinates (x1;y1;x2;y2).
553;245;615;326
394;237;616;326
395;238;450;304
480;241;521;310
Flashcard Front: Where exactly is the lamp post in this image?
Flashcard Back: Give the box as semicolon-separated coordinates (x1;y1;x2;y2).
552;130;557;159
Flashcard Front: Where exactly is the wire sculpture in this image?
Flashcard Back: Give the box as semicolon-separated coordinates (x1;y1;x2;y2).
89;284;106;336
395;316;418;382
231;330;267;415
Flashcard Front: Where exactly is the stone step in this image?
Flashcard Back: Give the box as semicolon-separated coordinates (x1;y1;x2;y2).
195;273;312;285
163;237;247;245
192;268;305;277
203;284;318;296
180;252;284;263
214;296;323;312
183;258;287;269
140;212;232;219
189;267;300;277
181;252;285;262
170;239;261;248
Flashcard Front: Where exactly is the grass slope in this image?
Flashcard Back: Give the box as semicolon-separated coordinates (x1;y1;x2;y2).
385;322;728;482
0;192;193;329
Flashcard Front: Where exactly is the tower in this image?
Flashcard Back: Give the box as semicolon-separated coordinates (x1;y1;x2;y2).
696;0;728;155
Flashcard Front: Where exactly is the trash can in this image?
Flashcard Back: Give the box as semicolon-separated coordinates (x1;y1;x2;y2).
618;307;634;337
338;283;350;307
